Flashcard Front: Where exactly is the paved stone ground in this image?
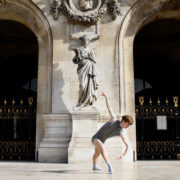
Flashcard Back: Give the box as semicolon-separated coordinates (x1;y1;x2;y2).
0;161;180;180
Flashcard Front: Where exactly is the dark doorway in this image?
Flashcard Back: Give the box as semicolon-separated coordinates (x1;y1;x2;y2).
0;20;38;161
134;19;180;160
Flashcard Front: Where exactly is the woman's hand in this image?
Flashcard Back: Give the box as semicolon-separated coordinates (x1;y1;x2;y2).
117;155;123;160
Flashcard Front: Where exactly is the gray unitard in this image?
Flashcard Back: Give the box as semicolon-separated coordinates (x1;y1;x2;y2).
92;120;124;143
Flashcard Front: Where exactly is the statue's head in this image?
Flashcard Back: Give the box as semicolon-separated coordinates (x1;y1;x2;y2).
53;0;59;5
80;35;90;47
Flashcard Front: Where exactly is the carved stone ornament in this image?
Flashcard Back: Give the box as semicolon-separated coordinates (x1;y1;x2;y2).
163;0;180;10
0;0;5;8
49;0;61;20
49;0;121;24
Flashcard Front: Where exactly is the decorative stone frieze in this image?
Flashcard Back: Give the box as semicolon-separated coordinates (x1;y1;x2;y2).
49;0;121;24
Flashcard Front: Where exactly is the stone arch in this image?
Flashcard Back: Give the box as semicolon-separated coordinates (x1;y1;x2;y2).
0;0;53;160
118;0;180;159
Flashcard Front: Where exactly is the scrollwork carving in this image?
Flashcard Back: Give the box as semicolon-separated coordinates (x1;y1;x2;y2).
108;0;121;20
0;0;5;8
49;0;121;24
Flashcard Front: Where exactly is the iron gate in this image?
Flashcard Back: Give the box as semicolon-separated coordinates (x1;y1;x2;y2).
136;96;180;160
0;96;36;161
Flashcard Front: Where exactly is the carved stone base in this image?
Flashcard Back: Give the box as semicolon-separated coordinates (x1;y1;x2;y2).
38;114;71;163
68;108;99;163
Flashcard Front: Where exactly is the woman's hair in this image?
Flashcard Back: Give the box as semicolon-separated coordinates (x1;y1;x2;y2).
122;115;134;125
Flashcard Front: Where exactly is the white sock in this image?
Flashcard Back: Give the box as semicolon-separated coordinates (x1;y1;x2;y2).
107;162;113;174
93;164;102;171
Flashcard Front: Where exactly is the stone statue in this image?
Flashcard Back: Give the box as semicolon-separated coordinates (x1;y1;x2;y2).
72;35;98;108
79;0;93;11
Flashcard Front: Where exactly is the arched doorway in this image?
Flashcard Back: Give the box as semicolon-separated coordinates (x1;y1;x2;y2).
0;20;38;160
0;0;53;161
134;19;180;160
118;0;180;161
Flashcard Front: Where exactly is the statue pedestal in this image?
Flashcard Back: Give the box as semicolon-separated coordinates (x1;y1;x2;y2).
38;114;71;163
68;107;99;163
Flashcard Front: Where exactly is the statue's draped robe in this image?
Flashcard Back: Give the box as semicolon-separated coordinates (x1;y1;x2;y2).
73;47;98;107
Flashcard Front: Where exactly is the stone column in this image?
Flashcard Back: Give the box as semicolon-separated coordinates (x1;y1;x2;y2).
68;108;99;163
38;114;71;163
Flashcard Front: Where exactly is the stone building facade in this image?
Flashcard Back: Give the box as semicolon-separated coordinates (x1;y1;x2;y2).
0;0;180;163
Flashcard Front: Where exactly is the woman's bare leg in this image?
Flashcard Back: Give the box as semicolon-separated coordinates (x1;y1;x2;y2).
93;146;101;165
92;146;102;170
92;139;113;173
93;139;109;163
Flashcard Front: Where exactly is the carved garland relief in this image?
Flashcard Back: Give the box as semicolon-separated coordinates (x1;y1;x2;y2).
50;0;121;24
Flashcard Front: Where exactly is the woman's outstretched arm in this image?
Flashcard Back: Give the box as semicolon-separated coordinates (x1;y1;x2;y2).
101;91;116;122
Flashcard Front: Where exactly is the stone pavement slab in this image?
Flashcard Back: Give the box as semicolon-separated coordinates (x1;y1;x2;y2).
0;161;180;180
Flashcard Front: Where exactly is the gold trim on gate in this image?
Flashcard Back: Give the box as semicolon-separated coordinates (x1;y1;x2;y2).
173;96;178;107
136;96;180;160
12;99;15;105
139;97;144;106
177;154;180;159
4;99;7;105
20;99;23;105
0;97;36;160
166;98;169;105
28;97;33;106
149;98;152;105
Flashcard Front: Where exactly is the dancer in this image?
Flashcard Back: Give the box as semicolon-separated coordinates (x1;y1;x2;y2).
92;91;134;174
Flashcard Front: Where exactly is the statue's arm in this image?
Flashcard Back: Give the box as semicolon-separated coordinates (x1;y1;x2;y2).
89;50;96;63
72;49;79;64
